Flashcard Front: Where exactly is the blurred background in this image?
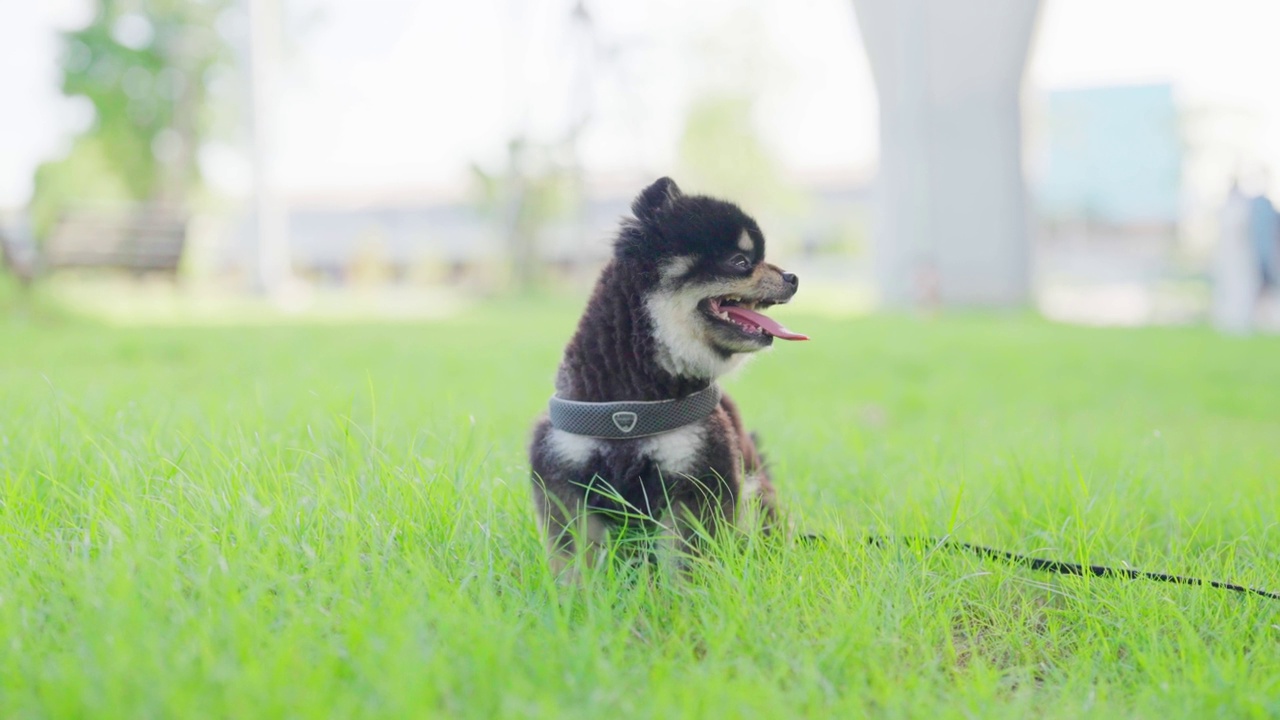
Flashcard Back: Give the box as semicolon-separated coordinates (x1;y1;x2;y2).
2;0;1279;331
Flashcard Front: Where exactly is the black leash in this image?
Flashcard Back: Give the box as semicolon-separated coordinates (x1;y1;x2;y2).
801;533;1280;601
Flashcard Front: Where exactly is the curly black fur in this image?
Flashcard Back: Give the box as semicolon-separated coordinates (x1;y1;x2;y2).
554;261;710;403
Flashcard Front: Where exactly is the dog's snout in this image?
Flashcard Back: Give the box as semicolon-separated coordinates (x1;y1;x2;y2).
781;271;799;289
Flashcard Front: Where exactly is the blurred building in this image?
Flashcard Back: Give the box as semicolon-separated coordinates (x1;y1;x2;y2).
214;174;871;289
1027;82;1261;326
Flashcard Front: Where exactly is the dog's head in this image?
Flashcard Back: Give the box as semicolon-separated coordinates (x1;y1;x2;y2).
616;177;806;379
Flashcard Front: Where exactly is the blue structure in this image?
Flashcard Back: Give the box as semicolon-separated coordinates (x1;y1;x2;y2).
1039;84;1181;225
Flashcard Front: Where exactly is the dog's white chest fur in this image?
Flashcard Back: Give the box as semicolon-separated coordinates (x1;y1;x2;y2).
638;423;705;477
545;423;707;478
545;427;602;468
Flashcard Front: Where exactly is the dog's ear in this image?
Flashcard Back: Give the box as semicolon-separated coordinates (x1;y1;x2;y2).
631;177;682;222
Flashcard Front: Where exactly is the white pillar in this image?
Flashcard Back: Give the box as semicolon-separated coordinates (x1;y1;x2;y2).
1212;187;1258;334
852;0;1042;308
247;0;290;294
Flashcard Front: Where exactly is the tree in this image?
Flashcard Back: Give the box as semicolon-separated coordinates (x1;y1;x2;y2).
674;11;807;249
677;95;793;213
29;0;237;239
470;138;578;293
469;0;610;294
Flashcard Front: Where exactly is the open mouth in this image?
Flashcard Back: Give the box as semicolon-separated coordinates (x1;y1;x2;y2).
704;296;808;341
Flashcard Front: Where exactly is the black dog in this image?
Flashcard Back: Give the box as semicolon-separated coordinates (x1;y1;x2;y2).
529;177;806;578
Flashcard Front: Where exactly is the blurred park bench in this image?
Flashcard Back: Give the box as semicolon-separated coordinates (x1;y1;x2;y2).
1;209;187;285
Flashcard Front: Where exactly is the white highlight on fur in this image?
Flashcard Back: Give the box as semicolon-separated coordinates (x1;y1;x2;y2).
640;422;706;477
660;255;694;280
662;180;682;206
545;427;602;467
738;230;753;253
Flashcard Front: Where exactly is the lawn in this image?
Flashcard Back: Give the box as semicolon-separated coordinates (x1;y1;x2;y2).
2;298;1280;718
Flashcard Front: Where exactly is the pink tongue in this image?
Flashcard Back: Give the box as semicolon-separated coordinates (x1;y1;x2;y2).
722;305;809;341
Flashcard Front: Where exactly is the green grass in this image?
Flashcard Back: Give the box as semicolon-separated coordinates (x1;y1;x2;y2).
3;300;1280;718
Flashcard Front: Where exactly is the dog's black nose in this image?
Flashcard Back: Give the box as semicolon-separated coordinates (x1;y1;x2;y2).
781;271;799;289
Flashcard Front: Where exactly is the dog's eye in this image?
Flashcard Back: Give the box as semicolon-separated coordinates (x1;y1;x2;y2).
728;254;751;271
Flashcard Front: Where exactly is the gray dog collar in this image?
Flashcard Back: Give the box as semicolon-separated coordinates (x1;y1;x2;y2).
547;385;722;439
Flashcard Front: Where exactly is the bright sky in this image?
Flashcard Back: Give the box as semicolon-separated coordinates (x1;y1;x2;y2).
3;0;1280;208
